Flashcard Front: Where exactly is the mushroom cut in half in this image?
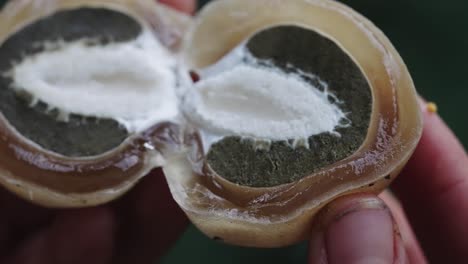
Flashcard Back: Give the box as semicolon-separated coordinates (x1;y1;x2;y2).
164;0;423;247
0;0;190;207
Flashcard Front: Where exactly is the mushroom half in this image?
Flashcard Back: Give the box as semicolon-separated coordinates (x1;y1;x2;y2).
0;0;190;207
0;0;422;247
164;0;422;247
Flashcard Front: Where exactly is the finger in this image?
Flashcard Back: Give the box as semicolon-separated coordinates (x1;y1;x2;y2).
0;217;10;258
46;208;115;264
2;229;48;264
6;207;115;264
0;187;54;256
309;194;407;264
380;191;427;263
392;101;468;262
0;187;53;228
112;169;188;264
158;0;196;14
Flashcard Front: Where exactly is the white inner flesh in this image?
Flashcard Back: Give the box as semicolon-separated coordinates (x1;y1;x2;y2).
9;25;178;133
183;46;349;151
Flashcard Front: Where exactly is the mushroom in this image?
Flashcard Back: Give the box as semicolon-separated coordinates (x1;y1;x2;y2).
0;0;422;248
164;0;422;247
0;0;191;207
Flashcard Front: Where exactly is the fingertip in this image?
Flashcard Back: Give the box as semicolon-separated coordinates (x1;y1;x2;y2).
379;192;427;264
394;96;468;217
401;95;468;199
47;207;115;264
309;194;403;264
6;230;48;264
392;100;468;261
112;169;188;264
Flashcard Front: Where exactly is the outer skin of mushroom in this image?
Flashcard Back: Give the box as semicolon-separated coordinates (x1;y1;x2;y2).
0;0;191;207
164;0;423;247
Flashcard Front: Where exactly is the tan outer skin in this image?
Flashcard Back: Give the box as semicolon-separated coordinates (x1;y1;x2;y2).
0;0;191;208
163;0;423;247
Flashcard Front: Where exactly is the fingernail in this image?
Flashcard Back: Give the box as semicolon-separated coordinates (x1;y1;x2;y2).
310;195;403;264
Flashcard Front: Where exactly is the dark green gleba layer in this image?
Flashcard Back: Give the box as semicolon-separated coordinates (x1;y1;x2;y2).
206;25;373;188
0;8;141;157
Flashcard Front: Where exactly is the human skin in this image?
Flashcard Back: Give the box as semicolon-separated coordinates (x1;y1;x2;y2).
308;98;468;263
0;1;467;263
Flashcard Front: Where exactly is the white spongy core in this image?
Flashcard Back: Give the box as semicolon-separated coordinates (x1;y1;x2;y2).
184;64;347;141
10;28;178;133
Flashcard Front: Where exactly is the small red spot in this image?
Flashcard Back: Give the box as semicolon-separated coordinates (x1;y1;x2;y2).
190;70;200;83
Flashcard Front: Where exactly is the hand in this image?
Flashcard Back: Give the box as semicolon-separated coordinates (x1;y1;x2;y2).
0;170;189;264
0;1;195;264
2;0;467;262
309;99;468;263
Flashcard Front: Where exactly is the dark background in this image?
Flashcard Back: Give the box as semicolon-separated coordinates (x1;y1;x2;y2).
0;0;466;263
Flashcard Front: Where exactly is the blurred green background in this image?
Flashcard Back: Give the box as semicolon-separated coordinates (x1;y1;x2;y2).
164;0;468;263
0;0;466;263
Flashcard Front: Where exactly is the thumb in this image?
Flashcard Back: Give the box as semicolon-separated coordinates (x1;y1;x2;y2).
309;194;407;264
